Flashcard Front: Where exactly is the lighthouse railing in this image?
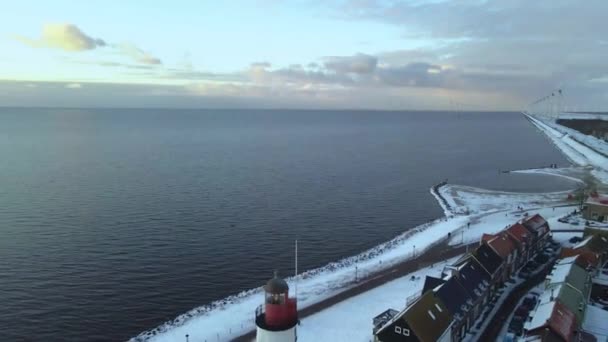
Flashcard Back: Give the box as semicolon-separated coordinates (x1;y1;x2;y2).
255;304;264;319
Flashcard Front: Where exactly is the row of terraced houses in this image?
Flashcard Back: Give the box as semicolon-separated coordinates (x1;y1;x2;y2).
523;232;608;341
372;214;551;342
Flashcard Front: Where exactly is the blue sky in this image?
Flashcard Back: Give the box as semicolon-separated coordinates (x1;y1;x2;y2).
1;0;607;110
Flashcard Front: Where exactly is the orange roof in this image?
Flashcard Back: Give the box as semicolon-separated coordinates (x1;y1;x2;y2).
522;214;548;231
481;233;496;243
485;232;517;259
560;248;599;269
506;223;531;244
548;301;576;342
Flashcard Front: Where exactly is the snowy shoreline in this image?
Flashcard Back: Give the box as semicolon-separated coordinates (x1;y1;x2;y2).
131;178;578;342
524;113;608;185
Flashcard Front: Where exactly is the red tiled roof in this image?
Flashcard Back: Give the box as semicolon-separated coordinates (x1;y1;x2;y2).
506;223;531;244
560;248;600;269
587;194;608;206
522;214;547;231
486;232;517;259
481;233;496;243
548;301;576;342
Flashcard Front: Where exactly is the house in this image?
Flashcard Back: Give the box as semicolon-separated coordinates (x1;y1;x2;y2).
564;234;608;270
472;244;504;290
373;309;400;334
524;300;577;342
447;259;491;340
454;258;491;315
544;256;592;325
506;223;533;265
432;276;473;341
583;194;608;222
521;214;550;251
482;232;518;280
374;291;452;342
560;247;601;270
525;255;598;341
419;257;492;341
538;282;588;326
372;213;555;342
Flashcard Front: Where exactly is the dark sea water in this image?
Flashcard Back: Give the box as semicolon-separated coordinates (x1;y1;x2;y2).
0;108;572;341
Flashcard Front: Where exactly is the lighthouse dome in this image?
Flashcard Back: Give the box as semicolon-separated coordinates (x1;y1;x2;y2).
264;271;289;294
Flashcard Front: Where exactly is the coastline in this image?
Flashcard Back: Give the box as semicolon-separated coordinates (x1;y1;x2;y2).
132;180;579;342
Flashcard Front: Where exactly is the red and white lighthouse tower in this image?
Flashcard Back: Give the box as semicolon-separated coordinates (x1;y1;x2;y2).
255;271;298;342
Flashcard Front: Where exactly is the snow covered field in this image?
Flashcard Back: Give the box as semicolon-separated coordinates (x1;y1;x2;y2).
298;256;461;342
511;167;587;186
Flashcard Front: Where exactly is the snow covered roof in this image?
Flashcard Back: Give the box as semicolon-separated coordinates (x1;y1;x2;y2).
521;214;549;235
586;194;608;206
583;304;608;340
574;236;594;249
526;301;556;331
548;260;576;285
584;235;608;254
556;255;579;266
546;259;590;304
543;283;587;325
525;301;576;342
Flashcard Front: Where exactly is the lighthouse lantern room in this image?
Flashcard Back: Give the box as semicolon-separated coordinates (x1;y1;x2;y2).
255;271;298;342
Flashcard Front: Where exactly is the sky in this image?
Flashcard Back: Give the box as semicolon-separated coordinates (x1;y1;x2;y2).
0;0;607;110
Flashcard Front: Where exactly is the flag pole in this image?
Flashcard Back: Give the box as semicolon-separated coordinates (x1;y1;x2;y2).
295;239;298;299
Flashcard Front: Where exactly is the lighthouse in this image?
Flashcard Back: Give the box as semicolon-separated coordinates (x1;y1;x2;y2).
255;271;298;342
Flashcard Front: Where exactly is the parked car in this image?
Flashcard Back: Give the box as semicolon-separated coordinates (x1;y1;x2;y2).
503;332;516;342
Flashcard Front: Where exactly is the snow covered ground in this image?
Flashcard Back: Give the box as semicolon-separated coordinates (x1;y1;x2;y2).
437;183;572;215
298;256;461;342
131;180;581;342
131;215;471;342
447;205;576;247
510;167;588;186
524;113;608;184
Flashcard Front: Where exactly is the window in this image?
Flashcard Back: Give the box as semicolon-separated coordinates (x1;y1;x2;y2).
428;310;436;320
395;326;402;334
435;304;443;312
403;328;410;336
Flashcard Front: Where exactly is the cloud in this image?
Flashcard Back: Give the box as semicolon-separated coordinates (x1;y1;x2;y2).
323;53;377;74
15;23;106;51
15;23;162;65
118;44;162;65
